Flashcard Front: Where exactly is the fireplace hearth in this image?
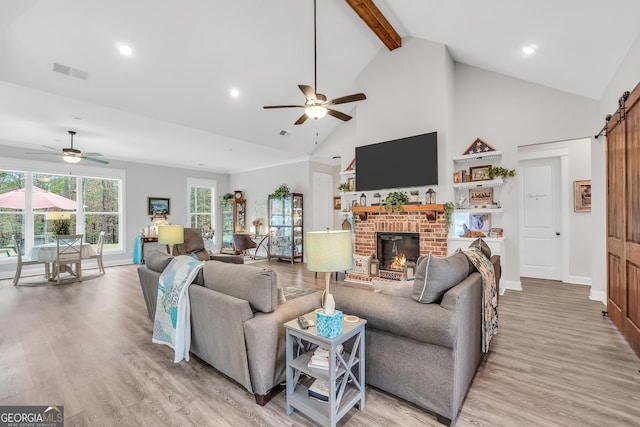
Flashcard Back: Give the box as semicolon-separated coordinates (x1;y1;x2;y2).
377;232;419;279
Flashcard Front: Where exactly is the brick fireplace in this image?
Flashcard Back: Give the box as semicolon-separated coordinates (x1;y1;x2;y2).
347;205;447;282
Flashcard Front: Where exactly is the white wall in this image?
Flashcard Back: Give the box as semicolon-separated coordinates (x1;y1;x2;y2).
454;64;600;288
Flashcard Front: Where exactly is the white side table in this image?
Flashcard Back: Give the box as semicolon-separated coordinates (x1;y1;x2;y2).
285;313;366;427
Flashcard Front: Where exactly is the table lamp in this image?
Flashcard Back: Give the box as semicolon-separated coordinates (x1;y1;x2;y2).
306;230;353;338
158;225;184;256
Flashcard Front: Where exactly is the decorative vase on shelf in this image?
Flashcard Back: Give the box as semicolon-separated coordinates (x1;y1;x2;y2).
410;195;419;202
255;226;260;235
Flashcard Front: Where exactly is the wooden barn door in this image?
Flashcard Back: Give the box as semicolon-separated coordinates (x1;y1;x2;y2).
606;86;640;356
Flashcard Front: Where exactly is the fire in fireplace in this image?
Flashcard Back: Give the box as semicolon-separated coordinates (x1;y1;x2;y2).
376;232;420;273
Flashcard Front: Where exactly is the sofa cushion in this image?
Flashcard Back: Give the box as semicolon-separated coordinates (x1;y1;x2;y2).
371;279;413;298
412;251;470;303
145;250;173;273
469;238;491;260
203;261;277;313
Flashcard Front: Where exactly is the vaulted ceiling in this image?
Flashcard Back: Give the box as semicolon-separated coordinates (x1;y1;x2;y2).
1;0;639;172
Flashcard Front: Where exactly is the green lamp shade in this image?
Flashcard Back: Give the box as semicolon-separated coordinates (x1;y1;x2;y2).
306;230;353;272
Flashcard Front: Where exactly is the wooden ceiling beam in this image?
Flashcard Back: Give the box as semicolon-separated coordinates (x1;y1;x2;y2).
345;0;401;51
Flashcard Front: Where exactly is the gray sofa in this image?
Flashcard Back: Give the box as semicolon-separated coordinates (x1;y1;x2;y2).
138;251;322;405
331;253;501;425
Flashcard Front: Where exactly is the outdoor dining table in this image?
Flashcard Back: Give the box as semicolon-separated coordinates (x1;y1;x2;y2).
27;242;97;281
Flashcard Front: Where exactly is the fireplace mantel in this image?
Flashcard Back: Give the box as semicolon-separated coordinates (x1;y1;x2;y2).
351;203;444;221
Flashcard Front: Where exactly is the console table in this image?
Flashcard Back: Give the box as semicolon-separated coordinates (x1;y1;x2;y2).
285;312;366;426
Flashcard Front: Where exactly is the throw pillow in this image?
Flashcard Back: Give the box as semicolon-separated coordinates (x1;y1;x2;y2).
371;279;413;298
352;254;370;274
412;251;470;303
146;250;173;273
469;238;491;260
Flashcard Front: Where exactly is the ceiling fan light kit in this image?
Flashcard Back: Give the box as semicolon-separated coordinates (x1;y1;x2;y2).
263;0;366;125
62;154;82;164
26;130;109;164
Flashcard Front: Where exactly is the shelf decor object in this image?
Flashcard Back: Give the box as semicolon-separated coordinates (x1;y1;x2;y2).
306;230;353;338
426;188;436;204
462;137;497;155
158;225;184;256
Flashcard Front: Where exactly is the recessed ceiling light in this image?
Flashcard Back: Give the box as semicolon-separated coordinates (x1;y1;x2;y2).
522;44;538;55
119;44;133;56
230;88;240;98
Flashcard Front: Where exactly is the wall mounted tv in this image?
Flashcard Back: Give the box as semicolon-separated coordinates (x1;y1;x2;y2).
355;131;438;191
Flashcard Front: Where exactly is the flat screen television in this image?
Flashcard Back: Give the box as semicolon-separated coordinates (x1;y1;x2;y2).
355;132;438;191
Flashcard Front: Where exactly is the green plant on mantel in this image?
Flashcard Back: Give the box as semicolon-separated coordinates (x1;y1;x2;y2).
373;192;381;198
272;184;290;200
338;183;350;192
485;166;516;180
410;190;420;196
383;191;409;214
443;202;455;234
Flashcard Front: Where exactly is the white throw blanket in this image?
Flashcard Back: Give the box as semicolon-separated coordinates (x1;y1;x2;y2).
152;256;204;362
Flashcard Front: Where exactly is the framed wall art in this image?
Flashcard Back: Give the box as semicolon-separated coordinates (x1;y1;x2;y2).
347;177;356;192
334;196;341;210
470;213;491;231
468;188;494;206
148;197;170;215
469;165;491;181
574;180;591;212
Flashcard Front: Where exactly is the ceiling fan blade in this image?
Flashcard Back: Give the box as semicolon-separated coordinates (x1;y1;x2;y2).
298;85;317;101
263;105;304;109
82;152;102;157
27;152;58;156
43;145;61;152
326;109;352;122
84;156;109;164
294;113;309;125
326;93;367;105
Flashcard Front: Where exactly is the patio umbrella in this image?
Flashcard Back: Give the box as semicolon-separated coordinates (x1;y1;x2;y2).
0;187;76;210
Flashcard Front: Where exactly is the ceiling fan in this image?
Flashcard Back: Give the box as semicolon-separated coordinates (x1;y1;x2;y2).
28;130;109;164
263;0;366;125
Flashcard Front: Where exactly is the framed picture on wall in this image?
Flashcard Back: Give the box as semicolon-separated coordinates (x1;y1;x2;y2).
334;196;341;210
469;165;491;181
468;188;494;206
148;197;170;215
347;177;355;192
574;180;591;212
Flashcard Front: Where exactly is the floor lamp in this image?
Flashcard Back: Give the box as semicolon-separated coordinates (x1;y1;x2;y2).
158;225;184;256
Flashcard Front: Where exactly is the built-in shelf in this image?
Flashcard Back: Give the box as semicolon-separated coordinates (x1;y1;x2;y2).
339;170;356;176
453;178;503;189
448;236;504;243
455;208;504;214
339;192;358;196
453;150;503;163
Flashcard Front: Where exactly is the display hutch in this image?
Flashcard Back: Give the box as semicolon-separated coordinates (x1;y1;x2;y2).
268;193;303;263
220;190;247;254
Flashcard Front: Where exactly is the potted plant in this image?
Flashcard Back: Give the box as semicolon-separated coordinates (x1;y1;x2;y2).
338;183;350;193
383;191;409;214
410;190;420;202
373;192;381;204
443;201;455;235
272;184;290;200
485;166;516;180
221;193;234;206
252;218;264;234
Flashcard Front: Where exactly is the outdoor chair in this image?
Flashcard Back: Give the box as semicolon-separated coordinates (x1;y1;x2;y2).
12;235;49;286
53;234;83;284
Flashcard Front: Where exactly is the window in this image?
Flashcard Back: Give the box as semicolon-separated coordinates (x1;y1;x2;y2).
0;163;124;258
83;177;120;248
188;179;216;246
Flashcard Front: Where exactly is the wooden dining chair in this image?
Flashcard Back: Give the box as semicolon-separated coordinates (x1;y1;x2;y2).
88;231;106;273
12;235;49;286
54;234;83;284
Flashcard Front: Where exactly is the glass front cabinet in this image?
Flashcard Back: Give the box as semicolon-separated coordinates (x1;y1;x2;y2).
220;197;247;254
268;193;303;263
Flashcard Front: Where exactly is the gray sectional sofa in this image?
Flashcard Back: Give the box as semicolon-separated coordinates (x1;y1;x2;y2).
331;253;501;425
137;251;322;405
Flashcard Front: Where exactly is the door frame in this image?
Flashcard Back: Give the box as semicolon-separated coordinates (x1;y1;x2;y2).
518;147;569;282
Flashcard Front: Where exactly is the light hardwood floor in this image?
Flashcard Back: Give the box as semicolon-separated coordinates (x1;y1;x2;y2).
1;262;639;426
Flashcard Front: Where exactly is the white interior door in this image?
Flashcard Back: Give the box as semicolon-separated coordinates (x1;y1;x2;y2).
312;172;333;232
520;157;563;279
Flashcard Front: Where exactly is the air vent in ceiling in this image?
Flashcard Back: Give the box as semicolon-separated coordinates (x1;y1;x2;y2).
52;62;88;80
279;130;287;136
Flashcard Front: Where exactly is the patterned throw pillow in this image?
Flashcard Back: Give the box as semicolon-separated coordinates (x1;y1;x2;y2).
352;254;370;274
412;251;470;303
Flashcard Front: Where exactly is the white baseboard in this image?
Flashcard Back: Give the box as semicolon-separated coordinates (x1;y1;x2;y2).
589;290;606;305
566;275;592;286
501;279;522;295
